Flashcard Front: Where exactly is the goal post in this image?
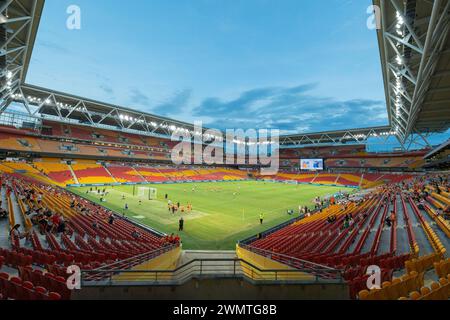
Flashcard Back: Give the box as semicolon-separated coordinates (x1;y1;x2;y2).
136;186;157;200
284;180;298;185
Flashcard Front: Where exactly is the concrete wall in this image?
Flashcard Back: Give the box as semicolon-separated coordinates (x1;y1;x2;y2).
112;246;181;282
73;278;349;300
236;245;316;281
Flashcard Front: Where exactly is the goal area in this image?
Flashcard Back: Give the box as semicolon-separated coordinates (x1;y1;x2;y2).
134;186;157;200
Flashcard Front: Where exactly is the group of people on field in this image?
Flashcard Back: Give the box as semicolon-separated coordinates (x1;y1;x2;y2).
167;198;192;215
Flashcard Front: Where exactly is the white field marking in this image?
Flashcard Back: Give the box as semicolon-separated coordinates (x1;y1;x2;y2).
113;183;345;220
93;184;346;222
181;183;348;220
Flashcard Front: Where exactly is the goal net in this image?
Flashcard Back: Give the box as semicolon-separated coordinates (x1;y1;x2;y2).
136;187;157;200
284;180;298;185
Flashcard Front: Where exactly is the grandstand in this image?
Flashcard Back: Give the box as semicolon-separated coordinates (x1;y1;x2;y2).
423;140;450;170
0;0;449;302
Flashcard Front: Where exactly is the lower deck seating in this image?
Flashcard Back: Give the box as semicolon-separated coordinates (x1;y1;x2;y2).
107;165;145;183
0;162;59;186
71;163;116;184
360;256;450;300
33;162;75;185
259;172;416;189
0;270;62;300
1;158;447;300
134;166;247;183
244;174;450;299
0;172;180;300
3;159;418;189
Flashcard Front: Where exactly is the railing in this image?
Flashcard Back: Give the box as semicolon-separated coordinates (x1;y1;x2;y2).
81;257;344;286
65;188;166;238
239;214;305;245
238;244;343;279
83;244;179;281
239;190;356;246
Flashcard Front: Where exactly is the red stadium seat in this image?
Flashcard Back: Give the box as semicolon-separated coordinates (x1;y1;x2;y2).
34;286;48;300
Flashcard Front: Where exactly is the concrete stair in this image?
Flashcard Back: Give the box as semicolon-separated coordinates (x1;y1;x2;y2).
68;164;80;184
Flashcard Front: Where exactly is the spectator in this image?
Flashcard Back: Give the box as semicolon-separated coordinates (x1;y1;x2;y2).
385;216;392;227
131;228;141;239
57;216;66;234
0;208;7;219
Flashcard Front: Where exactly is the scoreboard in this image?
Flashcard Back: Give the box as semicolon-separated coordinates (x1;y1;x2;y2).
300;159;324;171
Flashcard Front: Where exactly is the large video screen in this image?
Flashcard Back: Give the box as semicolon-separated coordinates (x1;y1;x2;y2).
300;159;324;171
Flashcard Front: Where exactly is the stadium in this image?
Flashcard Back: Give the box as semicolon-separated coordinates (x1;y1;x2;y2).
0;0;449;303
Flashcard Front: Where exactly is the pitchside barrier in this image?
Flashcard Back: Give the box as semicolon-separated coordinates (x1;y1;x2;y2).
67;179;358;189
239;214;305;246
66;179;250;188
80;256;343;286
238;192;351;246
256;179;359;189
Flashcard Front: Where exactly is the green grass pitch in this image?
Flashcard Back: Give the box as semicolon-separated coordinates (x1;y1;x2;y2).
69;181;353;250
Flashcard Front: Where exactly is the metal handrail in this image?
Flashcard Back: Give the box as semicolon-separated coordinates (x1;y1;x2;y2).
81;257;344;286
82;244;179;281
93;244;178;271
239;214;305;245
238;243;341;272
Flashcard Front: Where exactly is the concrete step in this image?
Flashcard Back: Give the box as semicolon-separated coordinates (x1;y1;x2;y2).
177;250;237;268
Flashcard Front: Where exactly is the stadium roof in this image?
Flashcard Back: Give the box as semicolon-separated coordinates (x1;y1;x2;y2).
375;0;450;142
0;0;448;147
16;83;210;138
0;0;43;100
278;126;395;147
423;138;450;159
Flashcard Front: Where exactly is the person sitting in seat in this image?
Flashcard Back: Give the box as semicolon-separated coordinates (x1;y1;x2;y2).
348;217;354;229
56;216;66;234
37;215;48;234
108;214;115;225
443;206;450;220
343;219;349;229
50;213;61;233
327;215;336;224
0;208;7;219
390;210;396;223
131;228;141;239
9;224;30;240
385;216;392;227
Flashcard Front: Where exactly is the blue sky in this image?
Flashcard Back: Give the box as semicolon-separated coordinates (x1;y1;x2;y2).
27;0;388;134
